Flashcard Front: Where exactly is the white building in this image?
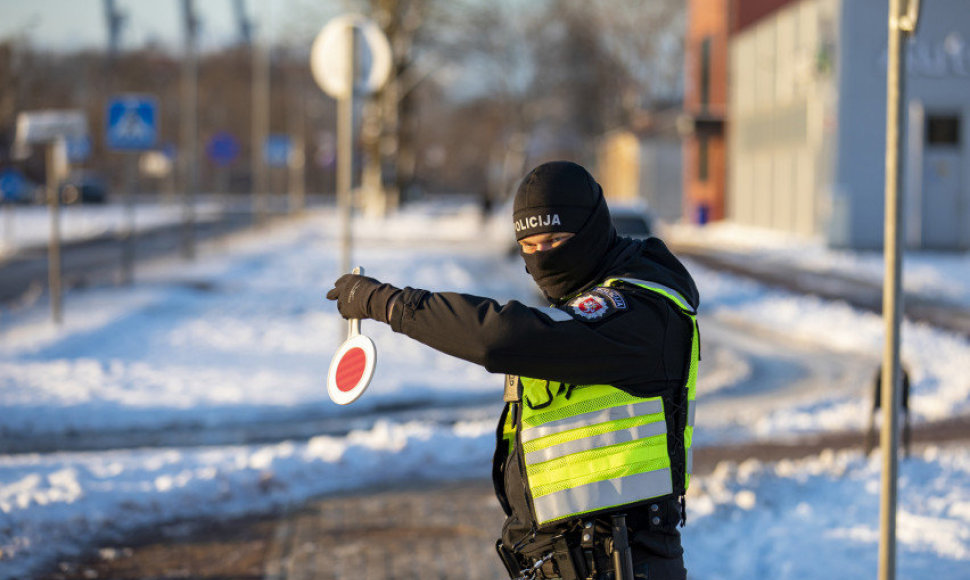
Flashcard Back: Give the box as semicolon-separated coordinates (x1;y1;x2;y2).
728;0;969;250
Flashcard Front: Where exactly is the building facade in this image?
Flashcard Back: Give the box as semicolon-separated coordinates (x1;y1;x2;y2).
683;0;730;224
720;0;970;250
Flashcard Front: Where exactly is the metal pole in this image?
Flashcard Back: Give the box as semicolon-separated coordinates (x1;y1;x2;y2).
180;0;198;260
252;23;270;225
879;0;916;577
287;55;307;215
46;141;63;324
3;204;14;249
337;28;357;275
289;133;307;215
120;155;136;285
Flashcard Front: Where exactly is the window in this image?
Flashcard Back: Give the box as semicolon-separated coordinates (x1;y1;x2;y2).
926;114;960;146
700;37;712;112
698;136;709;182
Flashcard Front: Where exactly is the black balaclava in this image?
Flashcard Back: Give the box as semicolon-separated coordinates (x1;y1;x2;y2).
513;161;619;302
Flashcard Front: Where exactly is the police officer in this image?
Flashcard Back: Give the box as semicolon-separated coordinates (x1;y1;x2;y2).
327;161;699;579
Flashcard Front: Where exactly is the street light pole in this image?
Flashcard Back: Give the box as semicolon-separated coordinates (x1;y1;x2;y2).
251;16;270;224
179;0;199;260
309;15;391;276
46;139;65;324
880;1;919;579
337;28;357;275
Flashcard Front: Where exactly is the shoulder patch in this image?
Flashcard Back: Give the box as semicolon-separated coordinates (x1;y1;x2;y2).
565;287;628;322
594;287;627;310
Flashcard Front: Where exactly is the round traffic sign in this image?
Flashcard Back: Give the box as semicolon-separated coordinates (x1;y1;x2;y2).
310;14;392;99
206;131;241;167
327;333;376;405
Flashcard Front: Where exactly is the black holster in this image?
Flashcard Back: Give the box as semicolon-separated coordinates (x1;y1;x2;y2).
611;514;636;580
496;540;522;578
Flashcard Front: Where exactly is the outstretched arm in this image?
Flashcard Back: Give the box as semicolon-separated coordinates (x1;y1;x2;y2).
328;275;687;389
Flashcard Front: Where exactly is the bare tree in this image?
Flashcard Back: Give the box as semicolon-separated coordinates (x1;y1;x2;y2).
1;1;685;200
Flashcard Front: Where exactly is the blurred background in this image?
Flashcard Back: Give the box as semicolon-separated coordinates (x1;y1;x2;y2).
2;1;970;579
3;0;968;249
0;0;687;222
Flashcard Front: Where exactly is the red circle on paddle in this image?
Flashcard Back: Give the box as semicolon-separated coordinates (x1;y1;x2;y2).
327;333;376;405
335;347;366;391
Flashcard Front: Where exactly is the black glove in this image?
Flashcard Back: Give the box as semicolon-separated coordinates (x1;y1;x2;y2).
326;274;400;324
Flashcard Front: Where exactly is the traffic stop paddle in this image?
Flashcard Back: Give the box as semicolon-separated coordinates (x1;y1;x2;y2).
327;267;377;405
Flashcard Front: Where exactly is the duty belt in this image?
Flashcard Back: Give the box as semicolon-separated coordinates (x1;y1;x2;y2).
498;515;639;580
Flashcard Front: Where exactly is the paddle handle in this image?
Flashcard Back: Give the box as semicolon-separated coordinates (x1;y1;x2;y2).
348;266;363;337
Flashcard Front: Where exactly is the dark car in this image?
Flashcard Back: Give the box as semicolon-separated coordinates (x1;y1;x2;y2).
0;168;37;204
59;172;108;204
610;204;654;239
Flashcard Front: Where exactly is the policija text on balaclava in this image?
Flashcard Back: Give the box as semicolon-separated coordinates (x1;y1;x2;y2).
513;161;617;302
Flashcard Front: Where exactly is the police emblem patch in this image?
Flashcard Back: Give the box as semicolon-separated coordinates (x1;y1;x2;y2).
566;287;628;322
573;296;606;319
573;295;607;319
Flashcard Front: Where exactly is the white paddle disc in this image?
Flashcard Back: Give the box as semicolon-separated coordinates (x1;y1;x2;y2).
327;332;377;405
327;266;377;405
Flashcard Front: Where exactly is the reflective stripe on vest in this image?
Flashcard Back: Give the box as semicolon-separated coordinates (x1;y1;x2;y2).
520;400;663;444
516;279;699;526
525;416;667;464
519;379;671;525
604;278;695;314
533;468;674;526
609;277;699;489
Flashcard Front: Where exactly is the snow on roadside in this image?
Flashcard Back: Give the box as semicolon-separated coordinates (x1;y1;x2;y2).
2;420;967;579
0;419;495;579
666;221;970;308
692;259;970;438
684;445;970;579
0;206;523;438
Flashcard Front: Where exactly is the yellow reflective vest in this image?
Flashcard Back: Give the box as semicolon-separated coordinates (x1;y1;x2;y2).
502;278;699;527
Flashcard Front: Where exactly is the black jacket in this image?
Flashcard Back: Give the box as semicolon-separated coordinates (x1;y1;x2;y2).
388;237;698;391
386;236;699;571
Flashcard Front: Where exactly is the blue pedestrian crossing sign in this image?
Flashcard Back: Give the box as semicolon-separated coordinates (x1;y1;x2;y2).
106;95;158;150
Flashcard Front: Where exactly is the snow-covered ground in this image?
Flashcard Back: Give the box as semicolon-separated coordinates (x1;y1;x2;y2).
0;202;968;579
667;220;970;309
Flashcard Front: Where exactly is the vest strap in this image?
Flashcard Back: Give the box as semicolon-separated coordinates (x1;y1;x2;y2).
604;278;695;314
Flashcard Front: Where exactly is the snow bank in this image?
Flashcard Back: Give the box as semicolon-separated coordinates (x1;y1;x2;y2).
685;445;970;579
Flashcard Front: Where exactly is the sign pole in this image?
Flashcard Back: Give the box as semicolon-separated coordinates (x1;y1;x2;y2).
106;94;159;284
46;139;64;325
252;32;270;226
287;62;307;215
13;110;89;325
880;1;919;579
310;14;391;275
121;155;137;285
180;0;198;261
337;28;357;276
2;205;12;249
